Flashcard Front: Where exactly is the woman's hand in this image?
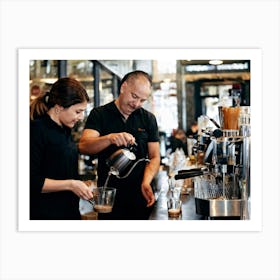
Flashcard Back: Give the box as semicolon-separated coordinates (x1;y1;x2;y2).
70;180;93;200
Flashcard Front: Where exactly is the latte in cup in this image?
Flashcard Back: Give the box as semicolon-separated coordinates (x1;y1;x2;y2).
167;198;182;218
168;208;181;218
94;204;113;213
92;187;116;213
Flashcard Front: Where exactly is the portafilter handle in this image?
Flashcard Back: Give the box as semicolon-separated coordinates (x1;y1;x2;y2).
174;171;204;180
174;168;208;180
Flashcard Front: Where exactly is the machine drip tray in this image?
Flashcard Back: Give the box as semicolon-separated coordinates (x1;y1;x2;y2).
195;198;242;217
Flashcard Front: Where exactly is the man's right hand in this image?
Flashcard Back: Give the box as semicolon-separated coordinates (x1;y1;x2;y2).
108;132;135;147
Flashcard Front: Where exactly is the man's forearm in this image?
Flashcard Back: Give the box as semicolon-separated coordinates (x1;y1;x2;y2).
142;157;160;185
79;135;111;155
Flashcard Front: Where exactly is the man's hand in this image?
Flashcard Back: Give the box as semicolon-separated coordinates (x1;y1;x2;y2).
108;132;135;147
141;182;155;207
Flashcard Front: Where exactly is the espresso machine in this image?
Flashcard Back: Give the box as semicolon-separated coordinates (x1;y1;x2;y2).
175;106;251;220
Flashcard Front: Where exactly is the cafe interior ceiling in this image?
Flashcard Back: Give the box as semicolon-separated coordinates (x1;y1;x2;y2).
184;71;250;83
180;60;250;83
180;60;249;65
66;59;250;83
30;59;250;87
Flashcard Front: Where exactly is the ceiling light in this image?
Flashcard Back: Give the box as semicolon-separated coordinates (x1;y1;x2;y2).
209;60;223;65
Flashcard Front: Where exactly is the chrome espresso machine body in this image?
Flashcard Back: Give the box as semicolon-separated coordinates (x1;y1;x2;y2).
175;106;251;219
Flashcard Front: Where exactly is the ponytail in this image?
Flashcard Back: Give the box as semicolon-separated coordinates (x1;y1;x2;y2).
30;92;49;120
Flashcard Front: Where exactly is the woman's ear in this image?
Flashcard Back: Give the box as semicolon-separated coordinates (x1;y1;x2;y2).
54;104;63;114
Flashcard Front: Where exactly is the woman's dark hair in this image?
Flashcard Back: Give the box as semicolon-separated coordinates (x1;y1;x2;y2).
30;77;89;120
119;70;152;92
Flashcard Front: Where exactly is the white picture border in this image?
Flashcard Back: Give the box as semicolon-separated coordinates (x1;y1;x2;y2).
18;48;262;232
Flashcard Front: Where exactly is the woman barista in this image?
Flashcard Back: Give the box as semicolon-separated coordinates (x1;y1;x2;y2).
30;77;93;220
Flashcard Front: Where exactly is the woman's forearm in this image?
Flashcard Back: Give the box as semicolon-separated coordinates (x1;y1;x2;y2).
41;178;74;193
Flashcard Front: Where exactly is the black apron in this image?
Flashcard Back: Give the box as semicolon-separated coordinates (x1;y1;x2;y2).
98;159;154;220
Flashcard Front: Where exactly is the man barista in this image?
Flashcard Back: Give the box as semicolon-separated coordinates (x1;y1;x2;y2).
79;70;160;220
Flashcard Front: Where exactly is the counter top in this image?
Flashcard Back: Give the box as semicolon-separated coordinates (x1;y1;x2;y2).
149;190;205;220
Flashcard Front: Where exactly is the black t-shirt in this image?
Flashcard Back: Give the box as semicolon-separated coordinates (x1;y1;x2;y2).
84;101;160;186
30;114;80;220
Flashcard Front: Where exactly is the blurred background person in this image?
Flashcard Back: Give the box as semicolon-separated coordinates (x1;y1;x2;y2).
186;121;198;158
168;128;188;155
30;84;42;101
186;121;198;139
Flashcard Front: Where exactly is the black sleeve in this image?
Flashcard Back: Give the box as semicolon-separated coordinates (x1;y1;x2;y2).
147;113;160;142
84;108;103;134
30;121;46;194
